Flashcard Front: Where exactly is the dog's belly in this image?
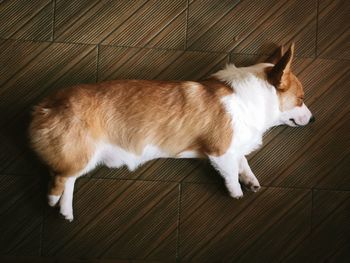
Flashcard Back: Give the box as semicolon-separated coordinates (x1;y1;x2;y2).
87;143;201;173
96;143;170;171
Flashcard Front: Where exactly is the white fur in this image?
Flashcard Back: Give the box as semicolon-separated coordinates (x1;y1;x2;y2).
177;151;201;158
48;195;60;207
214;63;281;156
209;63;283;197
100;143;169;171
79;142;170;175
59;176;77;221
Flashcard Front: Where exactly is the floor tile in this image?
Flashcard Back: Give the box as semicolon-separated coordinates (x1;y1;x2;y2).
98;46;228;81
0;0;53;41
187;0;317;57
42;178;179;261
0;0;348;261
54;0;187;49
179;184;311;262
0;175;44;256
0;39;97;176
317;0;350;59
286;190;350;262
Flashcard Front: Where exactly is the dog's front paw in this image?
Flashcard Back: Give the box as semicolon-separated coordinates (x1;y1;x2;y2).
240;176;261;193
243;180;261;193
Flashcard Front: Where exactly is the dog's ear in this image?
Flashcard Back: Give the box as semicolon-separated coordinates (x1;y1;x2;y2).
266;43;295;90
266;45;285;65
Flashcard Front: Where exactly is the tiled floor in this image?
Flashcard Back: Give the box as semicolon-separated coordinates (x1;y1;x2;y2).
0;0;349;262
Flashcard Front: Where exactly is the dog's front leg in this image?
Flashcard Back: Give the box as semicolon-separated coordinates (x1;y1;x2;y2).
59;176;77;222
209;154;243;198
239;156;261;192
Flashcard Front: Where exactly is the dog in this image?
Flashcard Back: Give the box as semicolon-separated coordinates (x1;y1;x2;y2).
29;43;314;221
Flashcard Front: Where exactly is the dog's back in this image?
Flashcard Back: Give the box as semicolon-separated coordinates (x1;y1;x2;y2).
30;79;233;178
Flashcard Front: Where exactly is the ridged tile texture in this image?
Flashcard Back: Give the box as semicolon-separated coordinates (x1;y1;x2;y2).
0;0;349;262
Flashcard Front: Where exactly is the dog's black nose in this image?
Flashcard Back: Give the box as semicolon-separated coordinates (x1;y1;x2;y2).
309;116;315;123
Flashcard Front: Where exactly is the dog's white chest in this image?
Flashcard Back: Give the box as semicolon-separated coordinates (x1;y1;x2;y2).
221;94;265;156
231;126;263;156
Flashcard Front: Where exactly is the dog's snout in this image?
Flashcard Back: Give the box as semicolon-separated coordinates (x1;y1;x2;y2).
309;115;315;123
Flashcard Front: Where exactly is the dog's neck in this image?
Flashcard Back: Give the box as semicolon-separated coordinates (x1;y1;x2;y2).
213;63;281;133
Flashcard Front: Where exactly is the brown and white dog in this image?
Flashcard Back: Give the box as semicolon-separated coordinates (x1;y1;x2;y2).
29;43;314;221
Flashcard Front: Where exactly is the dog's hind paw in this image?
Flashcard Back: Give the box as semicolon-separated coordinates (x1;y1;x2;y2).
48;195;60;207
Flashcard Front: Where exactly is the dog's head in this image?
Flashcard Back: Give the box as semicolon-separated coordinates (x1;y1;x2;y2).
266;43;314;127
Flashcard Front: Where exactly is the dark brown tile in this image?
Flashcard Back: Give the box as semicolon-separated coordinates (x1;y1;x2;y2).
180;160;222;184
187;0;317;57
230;53;265;67
0;256;55;263
273;116;350;190
317;0;350;59
42;178;179;261
54;0;187;49
91;157;221;184
0;39;97;176
98;46;228;81
0;1;348;262
0;174;44;256
316;154;350;190
179;184;311;262
0;0;53;41
286;190;350;262
248;58;350;189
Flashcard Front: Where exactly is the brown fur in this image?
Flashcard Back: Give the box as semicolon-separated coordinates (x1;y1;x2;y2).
48;175;67;196
29;79;233;182
266;43;304;110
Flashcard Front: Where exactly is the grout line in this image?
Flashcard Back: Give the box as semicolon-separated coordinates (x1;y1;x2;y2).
51;0;56;41
2;173;350;192
39;205;46;256
176;183;182;262
315;0;319;57
2;36;342;61
95;44;100;82
39;177;47;257
184;0;190;50
311;189;314;234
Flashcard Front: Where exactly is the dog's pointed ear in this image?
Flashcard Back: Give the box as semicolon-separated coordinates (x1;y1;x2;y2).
266;43;295;90
266;45;285;65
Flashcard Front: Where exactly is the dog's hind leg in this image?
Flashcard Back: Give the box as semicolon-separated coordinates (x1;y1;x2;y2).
48;174;66;207
239;156;260;192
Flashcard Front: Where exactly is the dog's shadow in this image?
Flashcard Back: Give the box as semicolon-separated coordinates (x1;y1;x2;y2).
0;108;49;212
